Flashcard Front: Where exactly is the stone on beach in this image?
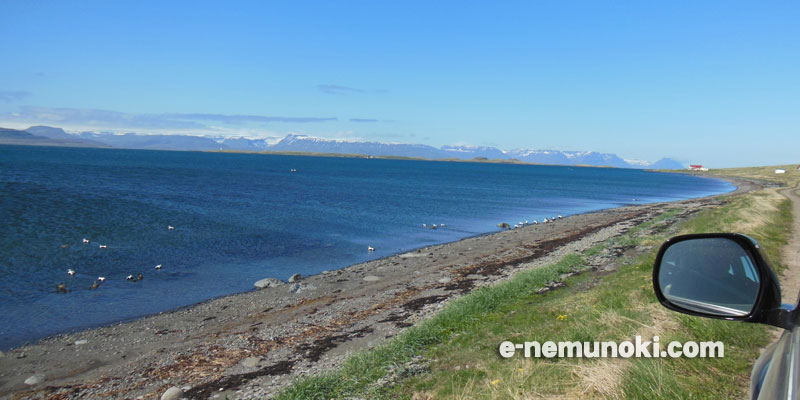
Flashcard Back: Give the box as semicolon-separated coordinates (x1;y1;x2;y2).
288;273;303;283
363;275;381;282
254;278;284;289
241;356;261;368
74;339;88;345
160;386;184;400
24;374;46;386
287;283;316;294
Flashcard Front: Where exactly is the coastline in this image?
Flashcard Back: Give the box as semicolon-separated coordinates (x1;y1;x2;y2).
0;175;754;399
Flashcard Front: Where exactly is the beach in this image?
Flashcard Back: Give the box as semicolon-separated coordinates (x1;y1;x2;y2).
0;176;758;400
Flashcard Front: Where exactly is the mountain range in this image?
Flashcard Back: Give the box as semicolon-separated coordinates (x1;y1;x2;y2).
0;126;684;169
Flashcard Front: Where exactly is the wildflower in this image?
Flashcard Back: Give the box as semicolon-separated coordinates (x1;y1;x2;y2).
557;314;568;320
491;379;501;386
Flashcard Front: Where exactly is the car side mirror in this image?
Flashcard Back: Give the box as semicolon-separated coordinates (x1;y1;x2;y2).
653;233;791;329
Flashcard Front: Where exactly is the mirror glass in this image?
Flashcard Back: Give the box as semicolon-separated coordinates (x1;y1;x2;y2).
658;238;760;316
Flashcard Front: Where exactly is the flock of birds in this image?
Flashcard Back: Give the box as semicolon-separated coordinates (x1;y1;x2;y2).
424;215;564;232
512;215;563;229
421;223;446;229
59;214;565;292
55;225;174;293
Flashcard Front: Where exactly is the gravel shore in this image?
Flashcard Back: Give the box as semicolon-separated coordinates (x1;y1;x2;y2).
0;177;758;400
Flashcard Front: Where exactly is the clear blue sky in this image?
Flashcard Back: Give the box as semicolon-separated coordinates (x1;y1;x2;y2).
1;1;798;167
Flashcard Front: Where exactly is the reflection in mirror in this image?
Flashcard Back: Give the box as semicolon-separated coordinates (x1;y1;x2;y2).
658;238;760;317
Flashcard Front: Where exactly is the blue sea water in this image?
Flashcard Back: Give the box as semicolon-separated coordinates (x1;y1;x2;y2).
0;145;734;349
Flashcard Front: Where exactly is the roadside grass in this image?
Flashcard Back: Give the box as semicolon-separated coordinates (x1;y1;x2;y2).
666;164;799;188
680;189;791;273
710;164;800;188
277;188;792;399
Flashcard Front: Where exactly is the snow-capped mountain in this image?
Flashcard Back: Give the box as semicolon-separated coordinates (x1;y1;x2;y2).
441;145;507;160
0;125;684;169
269;134;451;159
217;136;281;151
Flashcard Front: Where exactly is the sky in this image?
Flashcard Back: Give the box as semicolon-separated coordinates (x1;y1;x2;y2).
1;1;798;167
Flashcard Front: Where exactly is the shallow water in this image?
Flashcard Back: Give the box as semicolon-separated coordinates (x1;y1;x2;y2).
0;145;734;349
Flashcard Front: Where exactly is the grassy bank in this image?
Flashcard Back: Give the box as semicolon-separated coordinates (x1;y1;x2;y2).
688;164;800;188
277;181;793;399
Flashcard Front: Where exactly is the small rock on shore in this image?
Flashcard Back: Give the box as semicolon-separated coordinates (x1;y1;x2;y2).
254;278;284;289
24;374;45;386
241;356;261;368
161;386;184;400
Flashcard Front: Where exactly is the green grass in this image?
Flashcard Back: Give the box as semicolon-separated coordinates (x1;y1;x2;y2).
278;256;587;399
713;164;800;188
277;185;793;399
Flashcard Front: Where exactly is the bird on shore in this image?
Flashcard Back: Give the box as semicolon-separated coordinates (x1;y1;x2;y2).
558;215;563;219
155;264;162;270
431;224;438;229
126;274;134;281
168;225;175;230
368;246;375;252
89;281;100;290
82;238;90;243
440;223;446;227
97;276;106;282
56;283;68;293
67;269;75;276
533;220;539;225
99;244;107;249
422;224;426;228
137;273;143;281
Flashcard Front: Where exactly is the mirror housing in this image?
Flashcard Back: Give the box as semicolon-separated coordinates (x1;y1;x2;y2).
653;233;792;329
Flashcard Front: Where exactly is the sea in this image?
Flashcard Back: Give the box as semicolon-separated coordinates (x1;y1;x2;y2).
0;145;734;349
